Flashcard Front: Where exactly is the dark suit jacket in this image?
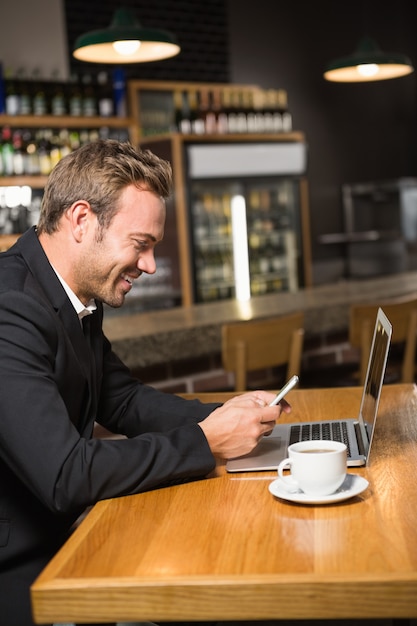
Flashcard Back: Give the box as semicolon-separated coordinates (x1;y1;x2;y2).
0;227;217;575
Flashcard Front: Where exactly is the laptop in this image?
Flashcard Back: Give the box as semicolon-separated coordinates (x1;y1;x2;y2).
226;307;392;471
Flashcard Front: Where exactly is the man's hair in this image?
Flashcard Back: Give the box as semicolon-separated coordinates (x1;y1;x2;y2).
37;139;173;234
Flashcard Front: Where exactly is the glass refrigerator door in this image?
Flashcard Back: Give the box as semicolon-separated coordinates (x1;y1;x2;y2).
246;179;300;296
187;142;307;303
190;182;235;302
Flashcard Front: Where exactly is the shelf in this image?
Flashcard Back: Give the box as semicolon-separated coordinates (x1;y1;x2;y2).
319;230;401;245
0;176;48;188
0;114;133;129
0;113;134;189
140;131;305;145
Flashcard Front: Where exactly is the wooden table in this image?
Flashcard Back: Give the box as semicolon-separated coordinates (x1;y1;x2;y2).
31;384;417;624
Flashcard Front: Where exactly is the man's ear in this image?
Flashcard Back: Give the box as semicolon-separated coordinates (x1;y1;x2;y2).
65;200;91;242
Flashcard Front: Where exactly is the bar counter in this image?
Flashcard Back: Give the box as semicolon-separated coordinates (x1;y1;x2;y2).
103;271;417;370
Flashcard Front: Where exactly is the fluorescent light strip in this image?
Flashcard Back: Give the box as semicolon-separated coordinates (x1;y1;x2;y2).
231;194;251;301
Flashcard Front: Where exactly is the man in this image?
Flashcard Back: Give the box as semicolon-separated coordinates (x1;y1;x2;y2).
0;140;289;626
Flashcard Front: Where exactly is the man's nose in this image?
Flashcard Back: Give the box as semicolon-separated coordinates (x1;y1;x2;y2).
138;252;156;274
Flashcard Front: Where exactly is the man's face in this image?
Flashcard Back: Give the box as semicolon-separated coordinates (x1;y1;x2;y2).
75;184;166;307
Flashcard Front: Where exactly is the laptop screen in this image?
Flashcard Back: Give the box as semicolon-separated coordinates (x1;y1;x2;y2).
358;308;392;460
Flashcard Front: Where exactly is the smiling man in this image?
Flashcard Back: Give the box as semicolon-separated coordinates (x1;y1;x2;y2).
0;140;289;626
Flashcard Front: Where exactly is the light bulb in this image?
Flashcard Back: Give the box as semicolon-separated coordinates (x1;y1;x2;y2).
112;40;141;56
357;63;379;78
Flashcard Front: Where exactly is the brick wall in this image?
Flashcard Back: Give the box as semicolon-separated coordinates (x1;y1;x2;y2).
65;0;230;83
130;329;363;393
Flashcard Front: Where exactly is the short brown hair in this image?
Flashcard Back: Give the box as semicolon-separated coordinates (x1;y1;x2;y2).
37;139;173;234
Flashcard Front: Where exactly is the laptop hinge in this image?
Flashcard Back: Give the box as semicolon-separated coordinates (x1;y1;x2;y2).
354;421;367;457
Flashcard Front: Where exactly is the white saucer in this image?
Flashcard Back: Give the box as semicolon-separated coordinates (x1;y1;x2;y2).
268;474;369;505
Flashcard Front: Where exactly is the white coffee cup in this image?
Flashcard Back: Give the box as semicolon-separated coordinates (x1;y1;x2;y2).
277;440;347;496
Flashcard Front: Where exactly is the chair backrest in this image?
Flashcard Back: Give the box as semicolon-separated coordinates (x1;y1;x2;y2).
221;312;305;391
349;296;417;384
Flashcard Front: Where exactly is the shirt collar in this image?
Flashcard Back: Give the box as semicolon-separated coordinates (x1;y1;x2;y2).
52;266;97;321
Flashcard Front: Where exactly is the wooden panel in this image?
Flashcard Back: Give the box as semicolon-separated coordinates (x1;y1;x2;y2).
0;233;20;251
31;384;417;623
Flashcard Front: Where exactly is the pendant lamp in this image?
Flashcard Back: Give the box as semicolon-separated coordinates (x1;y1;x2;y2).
324;36;414;82
73;7;181;64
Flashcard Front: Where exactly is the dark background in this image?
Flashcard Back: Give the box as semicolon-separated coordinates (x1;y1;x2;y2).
64;0;417;279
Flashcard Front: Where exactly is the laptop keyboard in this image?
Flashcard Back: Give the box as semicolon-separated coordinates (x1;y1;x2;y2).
289;422;351;457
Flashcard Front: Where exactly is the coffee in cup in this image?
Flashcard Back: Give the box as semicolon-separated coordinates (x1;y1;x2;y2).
277;439;347;496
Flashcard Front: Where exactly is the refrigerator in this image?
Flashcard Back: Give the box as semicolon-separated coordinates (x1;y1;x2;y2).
319;177;417;279
185;141;309;303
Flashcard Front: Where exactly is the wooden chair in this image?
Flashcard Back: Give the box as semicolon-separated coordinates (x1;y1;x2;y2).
349;296;417;385
221;312;304;391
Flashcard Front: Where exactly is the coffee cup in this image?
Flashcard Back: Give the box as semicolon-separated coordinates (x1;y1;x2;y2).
277;440;347;496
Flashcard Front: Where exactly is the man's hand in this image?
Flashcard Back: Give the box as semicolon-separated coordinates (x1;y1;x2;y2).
199;390;292;459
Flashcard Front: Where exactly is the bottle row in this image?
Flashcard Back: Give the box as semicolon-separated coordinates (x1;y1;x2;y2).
195;264;293;302
0;125;129;177
173;87;293;136
0;69;127;118
194;230;295;278
194;237;298;302
190;185;295;244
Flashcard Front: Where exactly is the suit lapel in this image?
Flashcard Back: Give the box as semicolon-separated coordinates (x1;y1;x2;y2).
16;228;101;433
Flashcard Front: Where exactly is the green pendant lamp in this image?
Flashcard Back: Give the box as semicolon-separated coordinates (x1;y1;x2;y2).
73;7;181;64
324;36;414;82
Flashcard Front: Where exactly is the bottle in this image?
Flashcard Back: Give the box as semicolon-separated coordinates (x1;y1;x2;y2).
88;129;100;143
173;90;191;133
277;90;292;132
198;90;208;133
235;91;247;133
262;90;274;133
49;131;61;170
37;129;52;175
5;69;20;116
16;68;32;115
57;128;72;159
112;68;126;118
203;90;217;134
172;90;182;132
227;90;239;133
97;71;114;117
68;130;80;151
188;91;204;134
218;90;230;133
23;129;40;175
79;129;90;146
180;92;192;133
98;126;110;141
68;73;83;116
0;62;5;114
81;74;97;116
212;89;226;134
1;125;15;175
50;70;67;116
252;90;265;133
271;90;283;132
32;69;48;116
245;91;257;133
12;129;25;175
195;91;207;134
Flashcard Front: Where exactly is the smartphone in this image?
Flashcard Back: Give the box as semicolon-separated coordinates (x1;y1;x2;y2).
268;374;299;406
